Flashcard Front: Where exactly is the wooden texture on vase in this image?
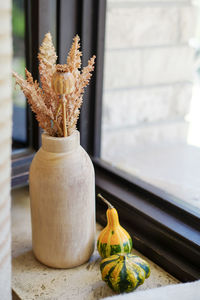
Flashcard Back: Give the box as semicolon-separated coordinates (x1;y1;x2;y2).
29;130;95;268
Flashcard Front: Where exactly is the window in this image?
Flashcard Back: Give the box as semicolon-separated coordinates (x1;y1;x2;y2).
101;0;200;216
12;0;27;149
78;0;200;281
12;0;57;187
12;0;200;282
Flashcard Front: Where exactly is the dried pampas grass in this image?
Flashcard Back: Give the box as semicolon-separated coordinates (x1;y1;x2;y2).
13;33;95;137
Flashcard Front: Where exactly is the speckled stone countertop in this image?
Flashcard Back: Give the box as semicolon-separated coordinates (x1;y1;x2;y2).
12;187;179;300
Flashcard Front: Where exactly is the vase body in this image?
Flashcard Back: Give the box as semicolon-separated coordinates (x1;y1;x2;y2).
29;130;95;268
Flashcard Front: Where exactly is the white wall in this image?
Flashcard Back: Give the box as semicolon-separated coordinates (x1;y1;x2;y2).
0;1;12;299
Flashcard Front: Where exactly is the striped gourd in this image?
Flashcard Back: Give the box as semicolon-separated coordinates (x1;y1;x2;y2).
100;253;150;293
97;194;132;258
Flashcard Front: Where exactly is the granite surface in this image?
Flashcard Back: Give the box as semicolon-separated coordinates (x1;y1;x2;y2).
12;187;179;300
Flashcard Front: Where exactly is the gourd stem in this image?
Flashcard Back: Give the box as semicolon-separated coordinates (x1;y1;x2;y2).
98;194;114;209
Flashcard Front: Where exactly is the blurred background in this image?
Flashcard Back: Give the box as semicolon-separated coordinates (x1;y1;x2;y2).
101;0;200;211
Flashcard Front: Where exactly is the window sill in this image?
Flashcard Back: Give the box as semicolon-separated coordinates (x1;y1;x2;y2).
12;187;178;300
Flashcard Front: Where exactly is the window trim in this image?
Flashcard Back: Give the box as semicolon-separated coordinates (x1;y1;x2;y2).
78;0;105;156
12;150;34;187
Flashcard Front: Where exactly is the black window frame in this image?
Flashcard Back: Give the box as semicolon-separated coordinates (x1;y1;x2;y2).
12;0;56;186
12;0;200;282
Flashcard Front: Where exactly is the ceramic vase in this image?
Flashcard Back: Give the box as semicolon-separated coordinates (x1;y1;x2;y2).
29;130;95;268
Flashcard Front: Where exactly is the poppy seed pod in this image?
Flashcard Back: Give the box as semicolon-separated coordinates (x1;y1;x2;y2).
52;70;75;96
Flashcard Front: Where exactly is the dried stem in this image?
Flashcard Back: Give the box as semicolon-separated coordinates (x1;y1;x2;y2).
61;95;67;137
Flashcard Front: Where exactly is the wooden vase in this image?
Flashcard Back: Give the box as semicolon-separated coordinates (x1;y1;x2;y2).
29;130;95;268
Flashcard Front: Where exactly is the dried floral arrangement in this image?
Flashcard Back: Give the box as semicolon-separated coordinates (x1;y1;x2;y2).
13;33;95;137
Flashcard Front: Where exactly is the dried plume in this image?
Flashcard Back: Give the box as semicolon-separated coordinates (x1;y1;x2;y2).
13;32;95;137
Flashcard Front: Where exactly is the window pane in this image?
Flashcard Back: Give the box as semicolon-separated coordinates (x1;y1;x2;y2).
101;0;200;213
12;0;27;149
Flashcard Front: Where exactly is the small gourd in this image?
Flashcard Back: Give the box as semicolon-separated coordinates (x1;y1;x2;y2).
97;194;132;258
100;253;150;293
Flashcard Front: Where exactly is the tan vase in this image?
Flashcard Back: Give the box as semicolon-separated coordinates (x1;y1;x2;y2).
29;130;95;268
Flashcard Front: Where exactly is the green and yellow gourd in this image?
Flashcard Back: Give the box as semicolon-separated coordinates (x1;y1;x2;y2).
100;253;150;293
97;194;132;258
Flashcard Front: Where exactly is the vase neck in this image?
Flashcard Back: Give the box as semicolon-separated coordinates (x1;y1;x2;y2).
41;130;80;153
